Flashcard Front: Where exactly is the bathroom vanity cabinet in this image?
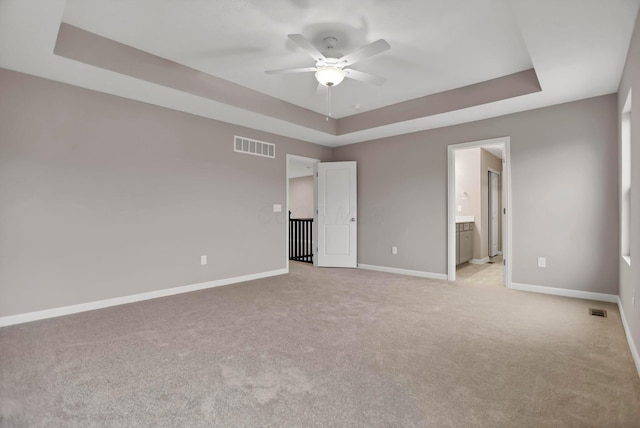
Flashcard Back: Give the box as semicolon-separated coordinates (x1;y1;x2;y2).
456;222;474;265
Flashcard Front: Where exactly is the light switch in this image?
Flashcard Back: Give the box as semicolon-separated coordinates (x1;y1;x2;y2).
273;204;282;212
537;257;546;268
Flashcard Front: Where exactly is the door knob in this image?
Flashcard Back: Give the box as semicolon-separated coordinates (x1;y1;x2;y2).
351;217;356;222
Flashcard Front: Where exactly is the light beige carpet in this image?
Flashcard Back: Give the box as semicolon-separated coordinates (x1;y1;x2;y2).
1;262;639;427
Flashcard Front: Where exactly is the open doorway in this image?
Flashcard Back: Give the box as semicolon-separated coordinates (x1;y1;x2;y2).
286;155;319;271
488;169;500;258
286;155;358;271
447;137;512;288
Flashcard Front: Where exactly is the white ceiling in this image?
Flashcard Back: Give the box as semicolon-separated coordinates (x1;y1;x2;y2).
289;157;316;179
483;145;504;160
62;0;535;119
1;0;638;147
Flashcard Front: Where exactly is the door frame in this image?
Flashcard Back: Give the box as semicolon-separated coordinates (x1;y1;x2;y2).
447;136;512;287
487;168;501;257
286;154;320;273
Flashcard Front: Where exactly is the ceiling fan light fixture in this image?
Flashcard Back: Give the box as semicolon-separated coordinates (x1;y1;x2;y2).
315;66;345;87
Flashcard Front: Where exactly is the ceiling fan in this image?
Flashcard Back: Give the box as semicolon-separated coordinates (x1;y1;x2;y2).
265;34;390;88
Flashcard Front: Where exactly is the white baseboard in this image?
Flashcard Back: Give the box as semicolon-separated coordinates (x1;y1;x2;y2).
358;264;448;280
469;257;489;265
510;282;618;303
497;251;503;256
618;297;640;379
0;268;288;327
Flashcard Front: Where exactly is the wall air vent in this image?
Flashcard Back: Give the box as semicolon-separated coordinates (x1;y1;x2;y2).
234;136;275;159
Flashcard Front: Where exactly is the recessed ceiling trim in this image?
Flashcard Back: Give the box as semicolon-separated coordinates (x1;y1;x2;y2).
54;23;338;136
2;0;637;148
54;22;542;140
337;68;541;135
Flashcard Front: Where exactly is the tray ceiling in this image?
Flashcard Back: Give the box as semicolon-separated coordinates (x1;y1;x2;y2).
1;0;638;146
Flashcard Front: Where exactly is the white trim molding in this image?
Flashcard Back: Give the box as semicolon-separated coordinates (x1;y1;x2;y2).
510;282;618;303
358;264;448;280
618;297;640;379
0;268;288;327
469;257;490;265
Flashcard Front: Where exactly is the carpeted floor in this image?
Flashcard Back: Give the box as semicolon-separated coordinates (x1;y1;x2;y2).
1;262;639;427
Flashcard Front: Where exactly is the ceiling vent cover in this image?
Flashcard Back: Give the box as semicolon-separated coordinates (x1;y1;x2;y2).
234;136;275;159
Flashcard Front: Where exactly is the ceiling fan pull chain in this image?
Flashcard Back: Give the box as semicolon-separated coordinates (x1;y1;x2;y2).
327;85;332;119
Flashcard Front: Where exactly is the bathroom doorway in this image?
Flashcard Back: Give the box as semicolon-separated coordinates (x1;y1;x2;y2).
447;137;512;288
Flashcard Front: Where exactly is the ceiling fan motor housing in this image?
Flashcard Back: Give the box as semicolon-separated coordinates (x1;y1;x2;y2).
265;33;389;88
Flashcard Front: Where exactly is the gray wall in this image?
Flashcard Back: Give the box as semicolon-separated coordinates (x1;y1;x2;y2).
289;176;314;219
0;69;332;317
618;10;640;370
334;95;619;295
0;65;625;328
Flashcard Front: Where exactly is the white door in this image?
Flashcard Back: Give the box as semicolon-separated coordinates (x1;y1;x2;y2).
315;161;357;267
488;171;499;257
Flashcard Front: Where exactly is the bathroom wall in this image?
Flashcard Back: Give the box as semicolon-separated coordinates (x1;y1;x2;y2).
455;147;481;220
480;149;503;259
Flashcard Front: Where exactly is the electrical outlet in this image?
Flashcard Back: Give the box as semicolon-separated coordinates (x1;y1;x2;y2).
537;257;546;268
457;205;463;213
392;246;398;255
273;204;282;213
201;255;207;265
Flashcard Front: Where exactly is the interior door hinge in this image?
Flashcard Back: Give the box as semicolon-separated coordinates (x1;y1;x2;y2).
503;260;506;266
503;208;506;214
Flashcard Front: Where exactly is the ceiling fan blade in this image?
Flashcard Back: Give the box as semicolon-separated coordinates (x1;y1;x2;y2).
265;66;318;75
288;34;326;62
339;39;391;67
344;69;386;86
